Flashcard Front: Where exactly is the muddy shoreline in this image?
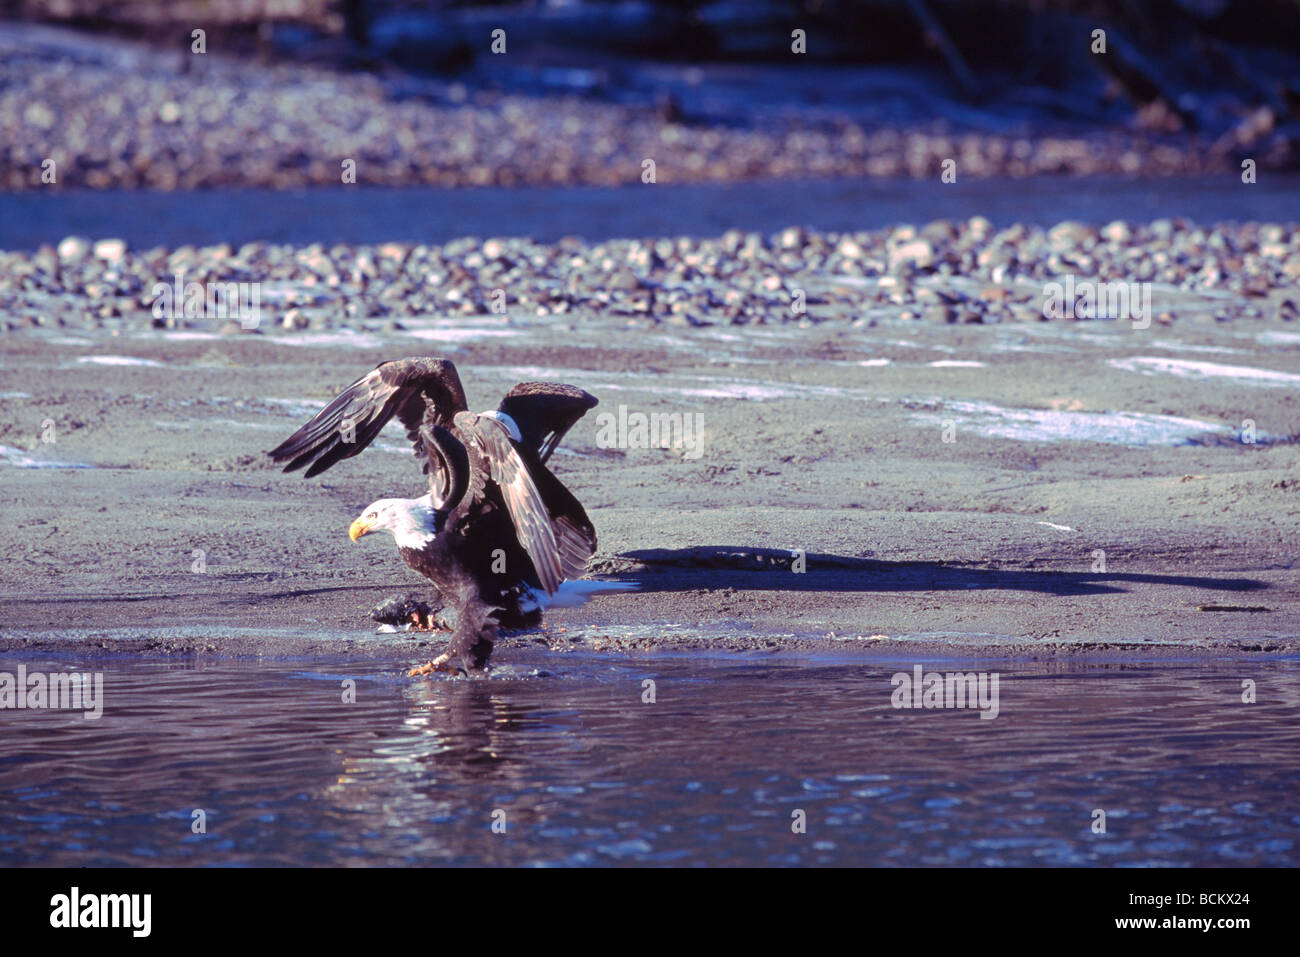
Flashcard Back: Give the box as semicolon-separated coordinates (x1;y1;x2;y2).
2;307;1297;664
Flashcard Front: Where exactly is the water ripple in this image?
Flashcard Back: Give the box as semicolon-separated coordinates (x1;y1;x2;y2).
1;654;1298;866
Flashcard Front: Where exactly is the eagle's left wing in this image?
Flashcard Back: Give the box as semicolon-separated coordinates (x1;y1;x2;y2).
267;356;467;481
497;382;598;464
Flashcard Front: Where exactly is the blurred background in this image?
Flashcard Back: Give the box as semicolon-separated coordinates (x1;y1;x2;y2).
1;0;1298;244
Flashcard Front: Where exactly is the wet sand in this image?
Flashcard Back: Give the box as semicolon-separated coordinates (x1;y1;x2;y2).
2;312;1297;663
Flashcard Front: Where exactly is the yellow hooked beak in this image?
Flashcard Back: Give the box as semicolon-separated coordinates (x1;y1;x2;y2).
348;516;374;542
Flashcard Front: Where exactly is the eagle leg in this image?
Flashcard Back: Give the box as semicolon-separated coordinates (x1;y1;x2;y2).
407;596;499;677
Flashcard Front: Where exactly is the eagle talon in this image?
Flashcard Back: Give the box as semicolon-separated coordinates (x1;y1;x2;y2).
408;654;466;677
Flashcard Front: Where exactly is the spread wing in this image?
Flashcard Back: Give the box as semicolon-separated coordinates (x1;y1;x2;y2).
419;423;469;512
455;410;564;595
497;382;598;464
530;460;597;581
267;356;468;480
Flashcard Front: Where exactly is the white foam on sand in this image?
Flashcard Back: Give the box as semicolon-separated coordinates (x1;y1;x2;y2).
263;331;385;349
76;355;166;367
155;331;224;341
1108;356;1300;386
692;330;747;343
1145;339;1248;355
1256;331;1300;345
881;338;957;354
0;445;92;468
483;364;876;401
403;327;520;343
927;360;986;368
591;380;811;400
908;398;1244;446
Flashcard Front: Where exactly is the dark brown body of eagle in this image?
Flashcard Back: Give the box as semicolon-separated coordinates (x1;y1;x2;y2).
268;356;600;675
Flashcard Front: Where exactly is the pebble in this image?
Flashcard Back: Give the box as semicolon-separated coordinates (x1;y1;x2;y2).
57;236;90;262
1101;221;1131;243
282;308;308;330
93;238;128;263
1048;221;1093;247
2;221;1296;332
889;239;936;269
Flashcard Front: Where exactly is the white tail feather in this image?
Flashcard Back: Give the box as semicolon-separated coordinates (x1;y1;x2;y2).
522;579;638;612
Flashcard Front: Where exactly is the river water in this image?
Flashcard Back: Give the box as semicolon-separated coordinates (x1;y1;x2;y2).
3;651;1297;866
3;176;1299;250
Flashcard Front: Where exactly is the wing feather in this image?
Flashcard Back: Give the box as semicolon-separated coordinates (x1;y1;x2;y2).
528;460;597;579
457;411;564;595
497;382;598;463
267;357;467;483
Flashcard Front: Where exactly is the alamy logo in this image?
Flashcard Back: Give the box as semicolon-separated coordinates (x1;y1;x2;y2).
50;887;151;937
0;664;103;719
1042;275;1151;328
594;404;704;460
150;270;262;328
890;665;1000;719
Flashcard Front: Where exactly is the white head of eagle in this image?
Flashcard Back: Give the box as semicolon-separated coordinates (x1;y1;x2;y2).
348;494;438;550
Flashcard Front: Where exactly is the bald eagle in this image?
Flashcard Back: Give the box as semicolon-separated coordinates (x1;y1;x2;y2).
268;356;619;675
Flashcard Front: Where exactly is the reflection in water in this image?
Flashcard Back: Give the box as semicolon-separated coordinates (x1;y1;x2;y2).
1;653;1298;866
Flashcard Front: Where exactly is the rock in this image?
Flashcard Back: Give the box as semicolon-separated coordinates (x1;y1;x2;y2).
778;227;806;249
889;239;936;269
24;102;56;130
282;308;309;330
56;236;91;262
1101;221;1131;243
93;239;127;263
1048;221;1092;247
921;306;956;323
921;220;957;242
606;270;640;291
